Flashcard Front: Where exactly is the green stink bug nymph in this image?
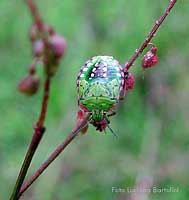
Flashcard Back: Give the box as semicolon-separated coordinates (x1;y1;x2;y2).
77;56;125;133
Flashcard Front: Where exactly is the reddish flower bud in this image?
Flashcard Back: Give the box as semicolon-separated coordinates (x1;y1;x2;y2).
30;24;38;42
142;44;158;69
142;52;158;69
126;73;135;90
32;40;44;57
150;45;157;54
48;34;66;59
77;110;89;134
18;75;40;96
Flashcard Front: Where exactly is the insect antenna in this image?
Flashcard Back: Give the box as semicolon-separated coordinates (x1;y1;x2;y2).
107;123;119;139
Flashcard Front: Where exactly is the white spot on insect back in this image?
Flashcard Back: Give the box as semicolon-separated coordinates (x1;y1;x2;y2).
82;67;88;72
80;74;85;78
87;63;92;67
113;60;119;65
95;63;99;67
92;68;96;72
91;73;95;77
103;67;107;72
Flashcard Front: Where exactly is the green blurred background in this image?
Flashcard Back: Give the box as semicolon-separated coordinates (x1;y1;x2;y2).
0;0;189;199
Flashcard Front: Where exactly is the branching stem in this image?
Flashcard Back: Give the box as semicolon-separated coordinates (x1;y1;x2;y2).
124;0;177;72
19;115;90;197
9;77;51;200
10;0;178;199
9;1;51;199
27;0;43;31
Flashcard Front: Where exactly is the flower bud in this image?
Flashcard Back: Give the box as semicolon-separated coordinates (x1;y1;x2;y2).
44;34;66;76
32;40;44;57
150;45;157;54
126;73;135;90
30;24;39;42
18;75;40;96
48;34;66;59
77;110;89;134
142;44;158;69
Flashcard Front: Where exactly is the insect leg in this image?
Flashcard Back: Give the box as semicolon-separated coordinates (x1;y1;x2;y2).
107;124;119;139
107;111;116;117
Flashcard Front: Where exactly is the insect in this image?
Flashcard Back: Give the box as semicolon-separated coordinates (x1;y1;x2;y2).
76;56;127;135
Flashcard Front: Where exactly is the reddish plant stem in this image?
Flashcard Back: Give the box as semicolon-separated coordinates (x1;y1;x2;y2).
27;0;43;31
10;1;52;200
27;0;49;46
17;0;178;197
10;78;51;200
37;78;50;126
124;0;177;72
19;115;90;197
10;0;178;198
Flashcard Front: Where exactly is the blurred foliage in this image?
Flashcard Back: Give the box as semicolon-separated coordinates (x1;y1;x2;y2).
0;0;189;199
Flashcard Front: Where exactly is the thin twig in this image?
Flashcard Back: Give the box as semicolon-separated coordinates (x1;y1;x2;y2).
9;1;51;199
37;78;50;126
10;0;178;199
19;114;90;197
124;0;177;72
27;0;43;31
19;0;178;197
10;78;51;200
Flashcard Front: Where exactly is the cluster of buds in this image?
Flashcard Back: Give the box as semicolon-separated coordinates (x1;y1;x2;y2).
18;23;66;96
142;43;158;69
30;24;66;76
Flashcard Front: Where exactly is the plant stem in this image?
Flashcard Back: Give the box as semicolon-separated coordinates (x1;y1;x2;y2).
19;114;90;197
37;78;51;127
27;0;43;31
10;0;178;198
9;77;51;200
124;0;177;72
10;1;52;199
